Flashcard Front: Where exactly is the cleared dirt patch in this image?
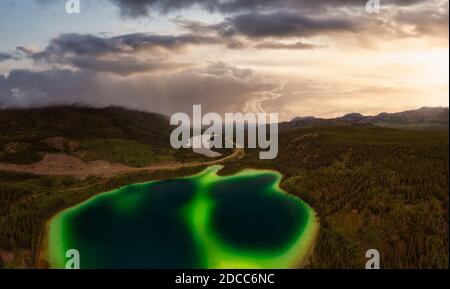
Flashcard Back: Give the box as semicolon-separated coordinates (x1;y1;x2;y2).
0;149;244;178
0;153;130;178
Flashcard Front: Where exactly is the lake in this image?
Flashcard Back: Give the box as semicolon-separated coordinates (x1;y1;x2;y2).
47;166;318;269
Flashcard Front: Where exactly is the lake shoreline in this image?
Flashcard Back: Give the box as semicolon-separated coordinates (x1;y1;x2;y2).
38;165;320;269
35;149;244;268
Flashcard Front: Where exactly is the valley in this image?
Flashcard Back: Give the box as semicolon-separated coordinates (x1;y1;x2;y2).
0;107;448;269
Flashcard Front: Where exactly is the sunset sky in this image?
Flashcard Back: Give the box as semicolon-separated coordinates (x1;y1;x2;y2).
0;0;448;120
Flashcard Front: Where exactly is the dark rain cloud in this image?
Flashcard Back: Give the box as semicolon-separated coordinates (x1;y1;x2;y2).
33;33;217;59
0;62;282;114
0;47;32;62
220;12;357;38
174;14;354;49
173;2;448;43
0;52;15;62
107;0;429;16
30;28;330;76
5;0;446;114
31;33;220;75
34;0;431;17
34;0;448;44
255;41;319;50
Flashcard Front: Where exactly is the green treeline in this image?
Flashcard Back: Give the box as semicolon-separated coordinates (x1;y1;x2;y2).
219;126;449;269
0;166;206;268
0;124;448;269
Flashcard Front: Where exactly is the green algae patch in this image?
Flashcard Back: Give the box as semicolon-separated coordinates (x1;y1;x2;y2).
48;166;319;269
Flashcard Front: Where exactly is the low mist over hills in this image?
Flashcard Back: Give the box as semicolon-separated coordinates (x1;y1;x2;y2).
285;107;449;130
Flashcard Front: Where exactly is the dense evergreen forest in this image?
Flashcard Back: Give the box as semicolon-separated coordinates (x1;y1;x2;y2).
220;126;449;268
0;107;448;269
0;167;207;268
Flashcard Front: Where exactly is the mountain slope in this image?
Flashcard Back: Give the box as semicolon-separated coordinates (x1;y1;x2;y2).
367;107;449;128
284;107;449;130
0;106;205;167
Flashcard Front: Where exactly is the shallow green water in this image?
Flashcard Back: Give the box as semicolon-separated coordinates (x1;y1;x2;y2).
48;166;318;269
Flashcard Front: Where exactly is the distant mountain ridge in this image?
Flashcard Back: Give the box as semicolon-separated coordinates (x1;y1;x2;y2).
1;105;447;132
286;107;449;130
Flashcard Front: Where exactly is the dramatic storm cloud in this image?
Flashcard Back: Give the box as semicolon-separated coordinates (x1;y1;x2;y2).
108;0;430;16
0;62;282;114
30;33;221;75
34;33;216;57
219;12;356;38
0;0;447;119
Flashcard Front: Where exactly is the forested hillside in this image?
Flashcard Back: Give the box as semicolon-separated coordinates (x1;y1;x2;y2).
284;107;449;130
220;126;449;268
0;106;207;166
0;107;448;268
